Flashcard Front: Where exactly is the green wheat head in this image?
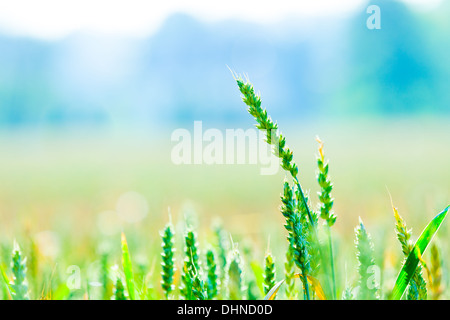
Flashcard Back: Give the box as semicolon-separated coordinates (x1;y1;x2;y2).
10;242;29;300
191;266;207;300
180;228;201;299
280;182;311;294
316;137;336;227
392;205;427;300
160;222;176;299
205;248;219;300
235;76;298;178
284;245;297;299
114;277;127;300
225;244;245;300
263;250;276;295
355;220;380;300
180;261;194;300
430;243;443;300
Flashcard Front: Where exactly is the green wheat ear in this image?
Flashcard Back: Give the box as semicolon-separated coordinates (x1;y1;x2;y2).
180;261;194;300
213;222;229;267
233;74;315;229
205;248;219;300
225;242;246;300
280;181;311;299
180;228;202;300
191;266;207;300
160;222;176;299
316;137;336;226
354;219;380;300
316;137;337;299
114;277;127;300
185;229;200;271
284;245;297;300
10;241;29;300
263;245;276;295
392;204;427;300
430;243;443;300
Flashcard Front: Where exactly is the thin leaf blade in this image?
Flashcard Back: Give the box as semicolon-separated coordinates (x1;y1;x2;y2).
391;206;449;300
121;232;136;300
0;264;13;300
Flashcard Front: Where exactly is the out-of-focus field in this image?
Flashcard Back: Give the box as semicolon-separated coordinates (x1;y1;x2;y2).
0;117;449;298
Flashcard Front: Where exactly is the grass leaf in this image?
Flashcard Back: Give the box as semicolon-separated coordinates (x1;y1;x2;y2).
250;261;265;296
121;232;136;300
264;278;285;300
0;264;13;300
391;206;449;300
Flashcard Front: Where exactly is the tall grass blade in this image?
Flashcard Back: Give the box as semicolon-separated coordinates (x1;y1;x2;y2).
250;261;264;296
391;206;449;300
0;264;13;300
121;232;136;300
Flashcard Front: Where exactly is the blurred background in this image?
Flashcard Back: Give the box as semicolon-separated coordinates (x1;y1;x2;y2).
0;0;449;292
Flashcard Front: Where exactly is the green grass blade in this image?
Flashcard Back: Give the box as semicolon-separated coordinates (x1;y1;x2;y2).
263;278;285;300
0;264;13;299
250;261;264;296
391;206;449;300
121;232;136;300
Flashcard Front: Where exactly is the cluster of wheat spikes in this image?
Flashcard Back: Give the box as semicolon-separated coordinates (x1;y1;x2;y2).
0;74;448;300
233;74;448;300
